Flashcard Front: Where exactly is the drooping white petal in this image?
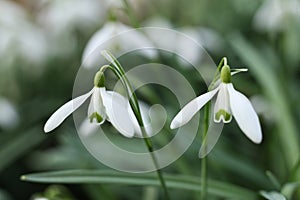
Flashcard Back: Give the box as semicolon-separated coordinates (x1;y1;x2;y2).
128;101;151;137
170;86;219;129
129;103;166;138
44;88;94;133
214;83;232;123
78;118;99;137
227;84;262;143
101;90;135;137
88;87;106;124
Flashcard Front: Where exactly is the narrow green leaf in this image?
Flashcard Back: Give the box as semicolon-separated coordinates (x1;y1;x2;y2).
281;181;300;199
21;170;258;199
0;126;46;172
266;171;281;190
260;191;286;200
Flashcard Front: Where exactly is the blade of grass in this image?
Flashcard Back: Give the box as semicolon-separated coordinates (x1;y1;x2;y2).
21;169;258;199
0;126;46;172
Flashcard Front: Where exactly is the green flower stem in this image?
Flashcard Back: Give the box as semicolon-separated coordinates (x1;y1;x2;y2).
208;57;227;91
201;57;226;200
102;50;170;200
121;0;140;28
200;102;211;200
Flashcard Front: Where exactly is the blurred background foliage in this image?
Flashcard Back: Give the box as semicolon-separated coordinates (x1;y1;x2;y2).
0;0;300;199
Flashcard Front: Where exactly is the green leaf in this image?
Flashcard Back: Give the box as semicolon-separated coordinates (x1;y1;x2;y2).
229;34;300;170
260;191;286;200
281;181;300;199
0;126;46;172
21;170;258;199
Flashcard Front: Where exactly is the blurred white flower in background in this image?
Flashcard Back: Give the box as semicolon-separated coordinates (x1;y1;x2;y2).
36;0;108;57
82;22;156;68
144;17;223;66
0;97;19;130
0;0;48;70
253;0;300;32
37;0;108;36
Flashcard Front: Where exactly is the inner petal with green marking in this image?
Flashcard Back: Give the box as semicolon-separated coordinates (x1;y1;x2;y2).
215;109;232;123
89;112;104;123
213;83;232;123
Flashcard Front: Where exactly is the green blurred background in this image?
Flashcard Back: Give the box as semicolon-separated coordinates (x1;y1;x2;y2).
0;0;300;199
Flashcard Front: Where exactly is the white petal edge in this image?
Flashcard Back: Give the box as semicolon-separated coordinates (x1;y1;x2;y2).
44;88;94;133
101;90;135;138
227;84;263;143
170;86;219;129
88;87;106;124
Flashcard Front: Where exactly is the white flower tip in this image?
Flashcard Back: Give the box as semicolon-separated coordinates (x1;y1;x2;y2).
251;132;263;144
43;122;53;133
170;120;180;129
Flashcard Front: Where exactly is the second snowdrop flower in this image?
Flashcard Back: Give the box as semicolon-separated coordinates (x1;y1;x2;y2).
44;66;135;137
170;60;262;144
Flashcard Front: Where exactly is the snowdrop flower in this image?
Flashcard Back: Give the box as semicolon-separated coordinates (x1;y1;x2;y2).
0;0;48;69
37;0;107;36
253;0;300;32
44;69;135;137
82;22;156;68
170;63;262;144
0;97;19;130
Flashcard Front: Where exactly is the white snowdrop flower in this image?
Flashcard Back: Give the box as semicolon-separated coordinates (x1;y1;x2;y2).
170;64;262;144
144;17;223;66
82;22;156;68
253;0;300;32
44;70;135;137
0;97;19;130
0;0;48;68
37;0;107;36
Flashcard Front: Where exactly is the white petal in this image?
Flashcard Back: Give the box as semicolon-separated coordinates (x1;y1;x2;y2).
78;118;99;137
44;88;94;133
214;83;232;123
88;87;106;124
128;101;151;137
101;90;135;137
131;103;166;138
227;84;262;143
170;86;219;129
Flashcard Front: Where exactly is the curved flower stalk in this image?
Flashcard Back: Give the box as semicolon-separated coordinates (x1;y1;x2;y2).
44;68;135;137
170;59;263;144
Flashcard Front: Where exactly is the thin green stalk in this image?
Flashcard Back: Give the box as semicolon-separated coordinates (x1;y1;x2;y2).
141;127;171;200
121;0;140;28
200;102;211;200
200;57;225;200
102;51;170;200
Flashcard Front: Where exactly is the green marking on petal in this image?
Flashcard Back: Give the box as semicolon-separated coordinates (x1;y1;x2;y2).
215;109;231;122
89;112;104;123
221;65;231;83
94;71;105;88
